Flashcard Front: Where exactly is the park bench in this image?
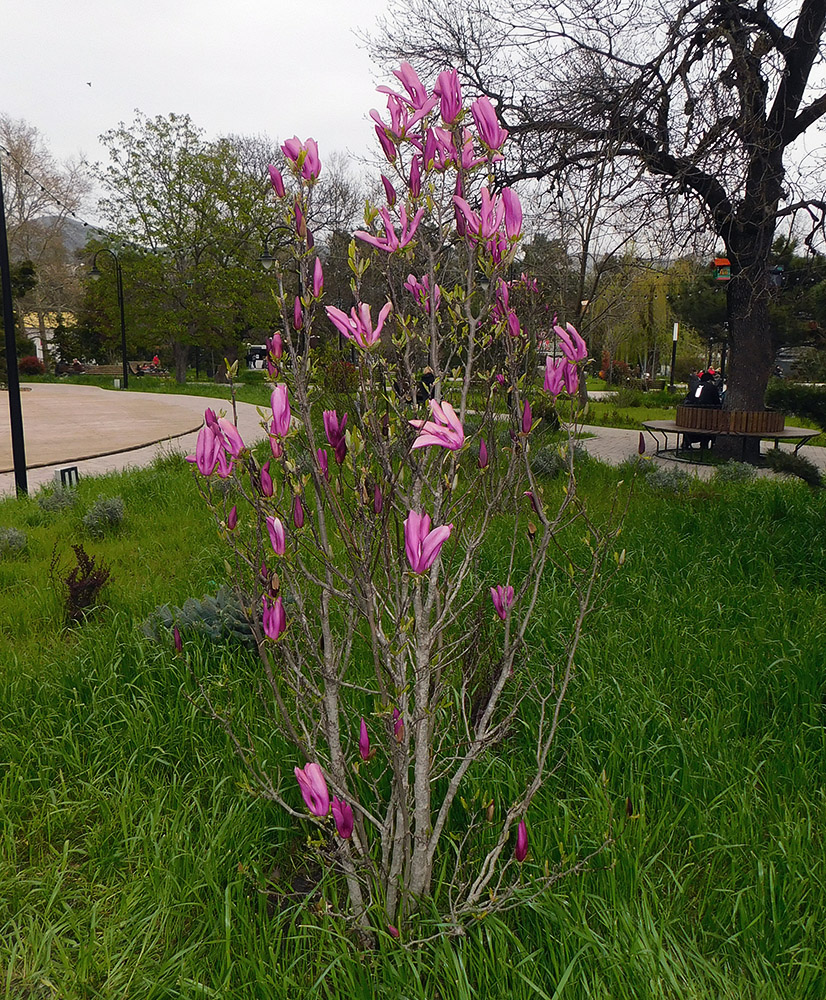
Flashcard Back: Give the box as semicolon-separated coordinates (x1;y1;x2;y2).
642;405;818;458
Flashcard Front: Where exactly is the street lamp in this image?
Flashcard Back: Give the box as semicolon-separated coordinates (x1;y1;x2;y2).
670;322;679;392
90;248;128;389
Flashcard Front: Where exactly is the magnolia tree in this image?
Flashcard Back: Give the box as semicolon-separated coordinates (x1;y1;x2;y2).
187;64;622;941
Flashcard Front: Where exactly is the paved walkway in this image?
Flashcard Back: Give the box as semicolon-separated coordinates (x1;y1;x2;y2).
1;383;824;498
0;383;268;498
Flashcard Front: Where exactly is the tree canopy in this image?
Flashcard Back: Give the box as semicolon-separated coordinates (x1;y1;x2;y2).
373;0;826;450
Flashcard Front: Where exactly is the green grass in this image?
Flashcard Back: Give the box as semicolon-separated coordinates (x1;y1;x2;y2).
1;454;825;997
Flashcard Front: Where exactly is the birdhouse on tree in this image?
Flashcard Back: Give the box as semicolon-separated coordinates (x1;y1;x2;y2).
713;258;731;281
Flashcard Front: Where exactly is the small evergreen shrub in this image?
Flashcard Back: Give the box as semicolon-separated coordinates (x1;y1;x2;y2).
0;527;27;556
764;449;823;488
83;495;125;537
712;461;757;484
142;586;256;648
530;443;586;478
37;486;79;513
644;466;693;494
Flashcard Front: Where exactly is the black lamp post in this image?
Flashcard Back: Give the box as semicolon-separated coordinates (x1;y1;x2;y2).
0;155;27;494
90;248;128;389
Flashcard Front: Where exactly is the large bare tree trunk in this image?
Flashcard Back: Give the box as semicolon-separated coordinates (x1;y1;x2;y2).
719;260;775;461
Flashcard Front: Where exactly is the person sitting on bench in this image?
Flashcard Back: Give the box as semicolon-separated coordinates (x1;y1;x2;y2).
681;370;722;450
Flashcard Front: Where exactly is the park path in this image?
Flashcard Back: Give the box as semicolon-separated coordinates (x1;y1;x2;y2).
2;383;825;498
0;382;267;498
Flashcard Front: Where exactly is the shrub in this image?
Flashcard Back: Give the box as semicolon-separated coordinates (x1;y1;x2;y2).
323;357;358;394
142;586;256;648
0;526;27;556
37;486;79;513
50;544;112;623
764;448;823;488
530;442;587;478
712;461;758;484
645;466;693;494
18;355;45;375
764;382;826;432
83;495;125;537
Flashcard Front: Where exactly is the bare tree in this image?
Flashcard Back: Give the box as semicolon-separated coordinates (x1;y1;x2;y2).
0;115;90;355
372;0;826;455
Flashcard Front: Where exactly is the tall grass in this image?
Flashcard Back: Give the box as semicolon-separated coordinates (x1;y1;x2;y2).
0;454;824;997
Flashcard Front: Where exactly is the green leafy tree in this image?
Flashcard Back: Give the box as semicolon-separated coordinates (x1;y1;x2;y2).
96;114;275;382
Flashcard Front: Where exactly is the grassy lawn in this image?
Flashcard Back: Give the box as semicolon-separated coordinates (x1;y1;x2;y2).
1;450;825;998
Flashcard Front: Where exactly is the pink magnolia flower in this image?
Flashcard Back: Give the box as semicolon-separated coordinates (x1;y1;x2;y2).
501;187;522;239
381;174;397;207
281;136;321;181
423;127;457;170
293;494;305;529
294;198;306;238
271;384;291;437
377;62;434;111
434;68;462;123
354;204;426;253
374;485;383;514
313;258;324;298
293;296;303;330
260;460;274;497
375;124;397;162
331;797;354;838
409;155;422;197
409;399;464;451
262;594;286;640
359;718;371;760
325;301;393;349
460;129;487;170
515;818;528;862
555;323;588;362
479;437;489;469
227;505;238;531
471;96;509;151
269;428;283;460
453;187;506;240
268;165;285;197
392;708;404;742
294;762;329;817
188;423;222;476
217;418;245;458
323;409;348;464
507;312;522;338
490;584;515;620
544;356;566;397
267;333;283;360
404;510;453;574
266;516;285;556
562;361;579;394
486;232;509;266
522;399;533;435
403;273;441;314
173;625;182;653
317;448;329;481
524;490;542;516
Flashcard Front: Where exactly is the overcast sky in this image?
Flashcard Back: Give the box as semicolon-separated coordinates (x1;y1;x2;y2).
1;0;392;212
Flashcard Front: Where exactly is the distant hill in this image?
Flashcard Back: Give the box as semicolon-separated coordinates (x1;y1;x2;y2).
35;215;99;254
